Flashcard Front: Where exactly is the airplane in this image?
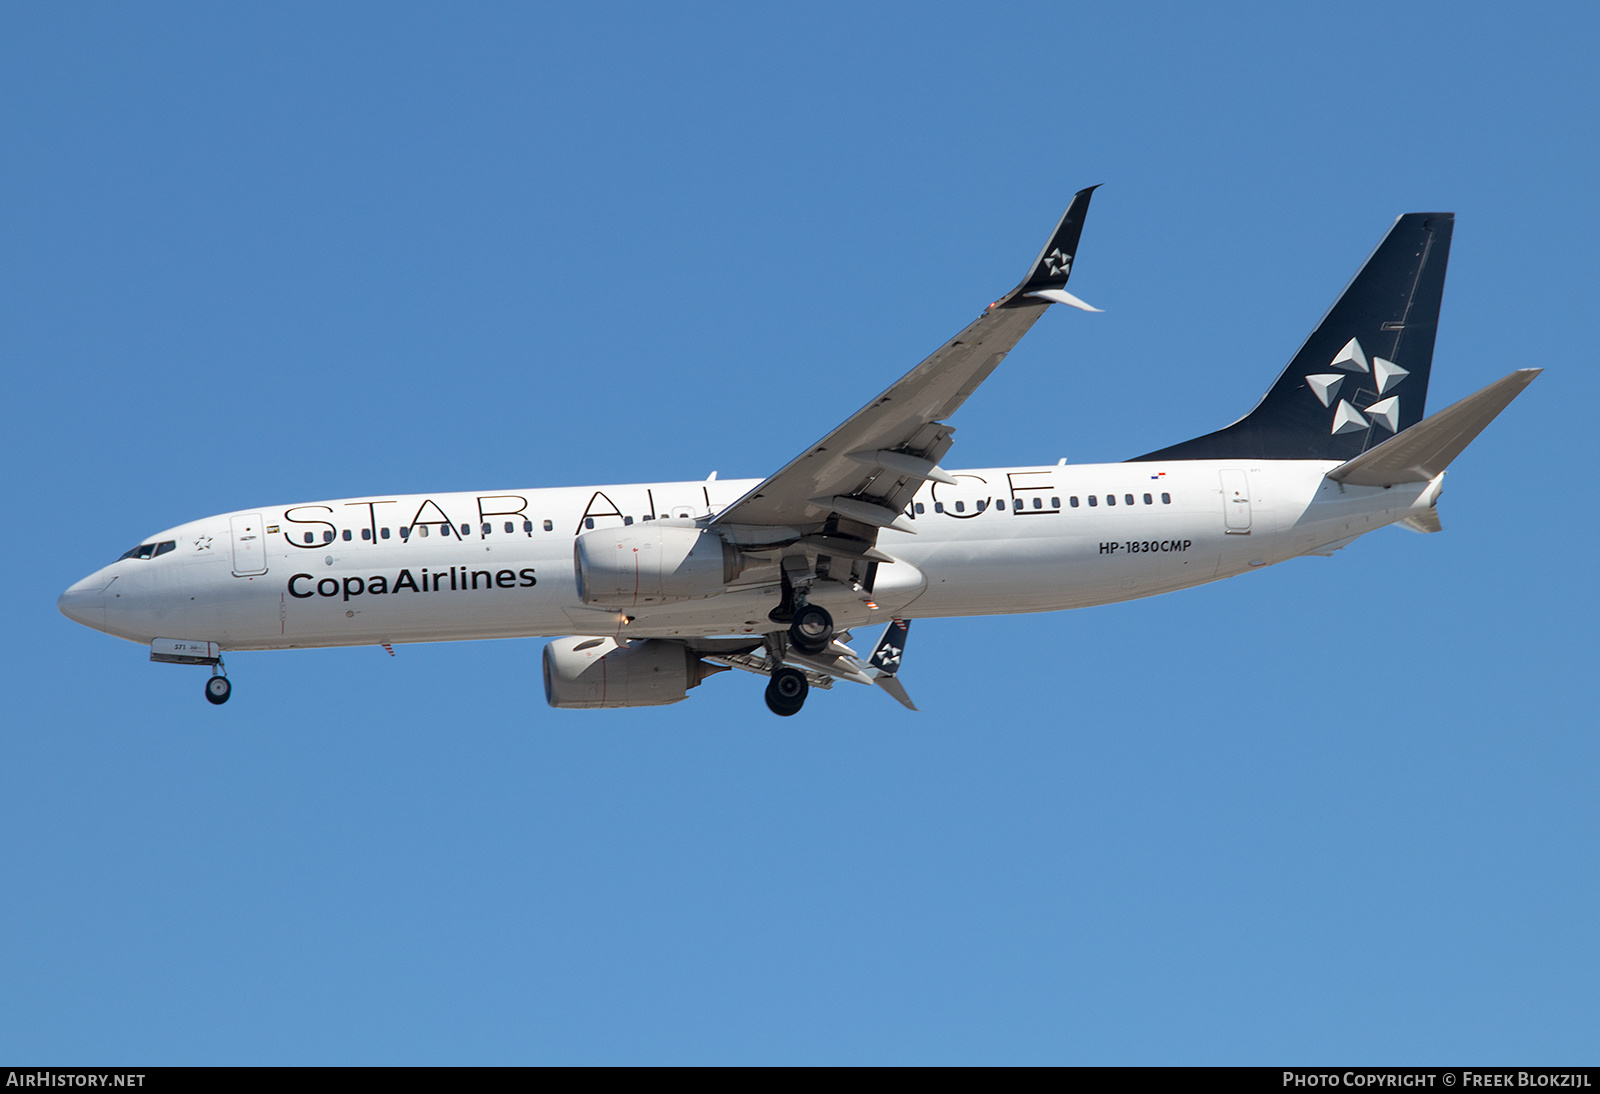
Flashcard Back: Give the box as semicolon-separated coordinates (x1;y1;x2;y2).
57;188;1540;716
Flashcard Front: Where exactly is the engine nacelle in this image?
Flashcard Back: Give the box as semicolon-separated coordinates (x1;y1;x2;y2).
543;636;719;709
574;524;743;606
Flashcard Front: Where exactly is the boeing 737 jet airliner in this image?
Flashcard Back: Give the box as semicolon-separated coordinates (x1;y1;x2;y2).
58;189;1539;715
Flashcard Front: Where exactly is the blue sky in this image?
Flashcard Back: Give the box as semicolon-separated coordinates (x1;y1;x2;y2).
3;1;1596;1064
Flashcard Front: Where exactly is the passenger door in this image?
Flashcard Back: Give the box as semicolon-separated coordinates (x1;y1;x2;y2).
1219;470;1252;534
231;513;268;575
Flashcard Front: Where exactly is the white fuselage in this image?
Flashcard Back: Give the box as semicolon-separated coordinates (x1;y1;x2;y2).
58;459;1433;651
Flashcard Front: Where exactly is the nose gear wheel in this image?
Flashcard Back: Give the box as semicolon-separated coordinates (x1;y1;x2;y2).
204;675;232;705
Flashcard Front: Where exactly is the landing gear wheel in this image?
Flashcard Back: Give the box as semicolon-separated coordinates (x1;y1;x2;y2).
788;604;834;654
205;675;232;705
764;667;809;717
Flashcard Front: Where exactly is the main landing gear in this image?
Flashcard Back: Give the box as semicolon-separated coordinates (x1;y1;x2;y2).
788;603;834;655
204;663;232;705
768;563;834;655
763;564;831;714
765;666;809;717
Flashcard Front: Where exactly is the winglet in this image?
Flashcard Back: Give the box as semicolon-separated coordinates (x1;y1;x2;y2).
1010;185;1100;302
868;619;917;711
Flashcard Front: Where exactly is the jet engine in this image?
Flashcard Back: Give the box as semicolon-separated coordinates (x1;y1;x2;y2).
574;524;744;606
542;636;725;709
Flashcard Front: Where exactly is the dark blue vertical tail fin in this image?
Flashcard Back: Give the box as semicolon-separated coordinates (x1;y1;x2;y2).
1131;212;1454;463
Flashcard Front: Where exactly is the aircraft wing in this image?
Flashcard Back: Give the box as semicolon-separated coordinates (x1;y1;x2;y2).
711;187;1100;536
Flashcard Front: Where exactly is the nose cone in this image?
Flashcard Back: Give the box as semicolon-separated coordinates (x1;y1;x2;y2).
59;572;113;631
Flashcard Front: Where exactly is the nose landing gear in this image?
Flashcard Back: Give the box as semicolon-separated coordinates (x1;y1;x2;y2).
204;664;232;705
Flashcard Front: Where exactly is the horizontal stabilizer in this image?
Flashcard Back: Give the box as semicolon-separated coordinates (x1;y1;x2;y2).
1328;369;1541;486
868;619;917;711
1397;509;1442;533
874;673;918;712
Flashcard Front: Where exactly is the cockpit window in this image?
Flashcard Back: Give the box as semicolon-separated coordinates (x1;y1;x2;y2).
118;540;175;562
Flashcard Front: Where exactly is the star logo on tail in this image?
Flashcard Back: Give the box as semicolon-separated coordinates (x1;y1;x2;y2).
1306;337;1410;436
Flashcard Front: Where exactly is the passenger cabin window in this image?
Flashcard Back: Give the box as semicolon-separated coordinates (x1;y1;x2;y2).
505;522;515;533
1070;496;1080;507
1143;494;1153;505
584;518;594;529
342;529;352;541
1161;492;1172;504
362;529;372;540
381;528;391;539
1125;494;1135;506
934;502;945;513
954;501;964;513
484;523;493;535
544;520;554;531
914;503;925;514
1106;495;1116;506
1088;496;1098;507
323;531;334;543
460;524;469;536
1032;498;1042;509
303;533;315;544
1052;497;1060;508
522;520;532;532
624;516;634;525
419;526;429;538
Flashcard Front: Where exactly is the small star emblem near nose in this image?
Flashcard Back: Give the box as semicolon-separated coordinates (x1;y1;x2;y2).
194;536;212;551
1044;248;1072;276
